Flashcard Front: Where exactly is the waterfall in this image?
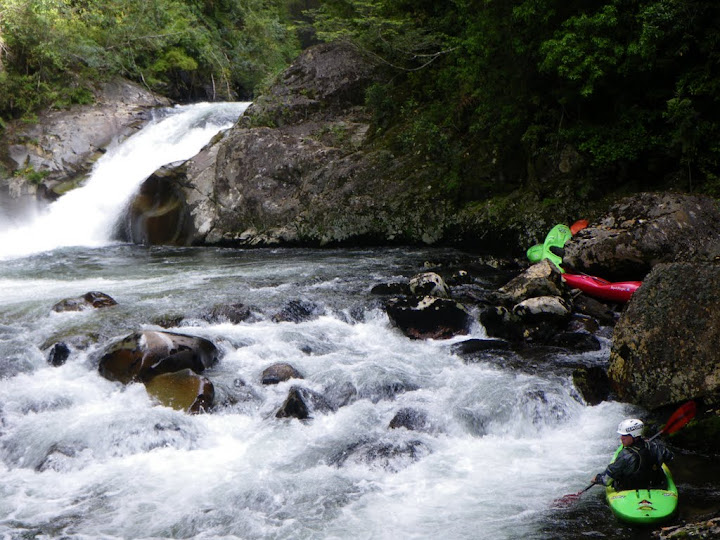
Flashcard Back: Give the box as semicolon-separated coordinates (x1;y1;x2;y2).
0;102;250;260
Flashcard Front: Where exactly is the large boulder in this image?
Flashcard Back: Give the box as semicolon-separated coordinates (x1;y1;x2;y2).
246;40;387;125
608;262;720;409
98;330;219;384
563;193;720;281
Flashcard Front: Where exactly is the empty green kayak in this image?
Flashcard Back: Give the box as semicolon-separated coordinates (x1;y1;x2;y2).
526;223;571;271
605;446;678;525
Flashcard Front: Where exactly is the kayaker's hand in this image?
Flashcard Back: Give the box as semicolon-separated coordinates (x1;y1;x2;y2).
592;474;602;485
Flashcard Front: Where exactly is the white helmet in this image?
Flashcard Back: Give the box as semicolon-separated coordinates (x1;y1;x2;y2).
617;418;644;437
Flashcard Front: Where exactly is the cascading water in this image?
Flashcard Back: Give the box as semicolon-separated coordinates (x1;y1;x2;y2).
0;102;250;260
0;103;641;539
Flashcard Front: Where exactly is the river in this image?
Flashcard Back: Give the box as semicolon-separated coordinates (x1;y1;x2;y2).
0;103;714;539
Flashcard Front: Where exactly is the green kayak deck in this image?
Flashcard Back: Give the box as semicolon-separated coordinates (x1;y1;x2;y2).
605;447;678;525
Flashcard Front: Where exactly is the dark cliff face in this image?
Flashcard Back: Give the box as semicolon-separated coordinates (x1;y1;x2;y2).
176;41;462;248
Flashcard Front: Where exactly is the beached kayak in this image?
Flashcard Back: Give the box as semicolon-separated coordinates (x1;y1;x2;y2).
606;446;678;525
526;223;572;271
562;273;641;303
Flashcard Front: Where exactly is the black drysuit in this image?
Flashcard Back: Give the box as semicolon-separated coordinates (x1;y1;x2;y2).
595;438;674;491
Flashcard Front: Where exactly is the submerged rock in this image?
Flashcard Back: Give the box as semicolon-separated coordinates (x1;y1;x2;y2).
52;291;117;312
261;363;303;385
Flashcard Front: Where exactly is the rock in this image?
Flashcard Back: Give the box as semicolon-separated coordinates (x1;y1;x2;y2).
450;338;513;356
653;514;720;539
370;282;411;296
143;368;214;414
47;342;71;367
385;296;473;340
261;363;303;385
323;381;358;409
389;408;432;432
478;306;524;342
174;42;455;248
118;169;190;245
499;259;566;304
201;303;252;324
2;79;170;198
572;366;611;405
328;437;431;472
512;295;572;323
97;330;219;384
609;262;720;410
275;386;334;420
409;272;449;298
549;332;601;352
563;193;720;281
272;299;323;323
52;291;117;312
245;41;386;126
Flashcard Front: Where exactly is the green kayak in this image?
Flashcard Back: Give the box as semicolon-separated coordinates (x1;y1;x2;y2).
526;223;572;272
605;446;678;525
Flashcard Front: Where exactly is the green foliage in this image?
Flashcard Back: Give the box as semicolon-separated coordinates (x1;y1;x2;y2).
0;0;301;123
309;0;720;196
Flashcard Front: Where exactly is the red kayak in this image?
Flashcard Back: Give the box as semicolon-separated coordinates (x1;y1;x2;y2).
562;273;642;303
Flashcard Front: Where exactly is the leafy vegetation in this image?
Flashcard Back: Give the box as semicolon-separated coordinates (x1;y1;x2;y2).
0;0;301;121
2;0;719;201
309;0;720;198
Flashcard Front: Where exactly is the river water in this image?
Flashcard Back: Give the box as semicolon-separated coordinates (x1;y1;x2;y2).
0;104;713;539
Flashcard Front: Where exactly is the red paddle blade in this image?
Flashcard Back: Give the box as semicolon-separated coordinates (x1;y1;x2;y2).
662;401;697;435
552;492;582;508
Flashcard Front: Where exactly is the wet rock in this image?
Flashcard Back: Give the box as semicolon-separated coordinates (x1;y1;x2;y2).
118;170;190;245
389;408;431;432
52;291;117;312
276;386;334;420
261;363;303;385
385;296;473;340
36;443;85;472
357;381;419;403
478;306;524;341
47;342;71;367
572;366;611;405
329;437;431;472
451;338;513;356
323;381;358;409
609;262;720;410
97;330;219;384
202;302;252;324
370;282;411;296
409;272;449;298
563;192;720;281
571;295;618;327
653;513;720;539
143;368;214;414
548;332;601;352
272;299;323;323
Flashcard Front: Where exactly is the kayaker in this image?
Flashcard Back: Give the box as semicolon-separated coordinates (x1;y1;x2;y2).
591;418;674;491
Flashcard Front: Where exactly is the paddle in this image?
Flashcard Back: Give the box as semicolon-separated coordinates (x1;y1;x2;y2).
552;401;697;508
